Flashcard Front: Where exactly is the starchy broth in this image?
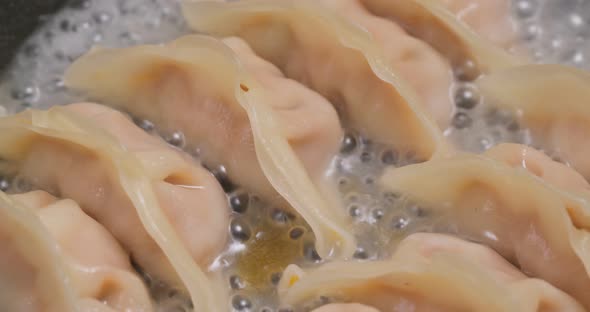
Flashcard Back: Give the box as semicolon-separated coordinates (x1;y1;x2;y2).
1;0;590;311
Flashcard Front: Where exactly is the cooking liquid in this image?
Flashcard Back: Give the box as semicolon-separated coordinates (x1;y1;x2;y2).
0;0;587;311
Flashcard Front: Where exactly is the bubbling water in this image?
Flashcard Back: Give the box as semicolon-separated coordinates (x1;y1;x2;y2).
0;0;589;311
0;0;188;114
446;0;590;154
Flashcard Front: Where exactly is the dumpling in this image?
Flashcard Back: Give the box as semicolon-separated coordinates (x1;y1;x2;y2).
182;0;447;160
11;190;153;312
0;191;78;312
435;0;518;50
476;64;590;180
0;103;229;311
379;149;590;308
358;0;524;77
278;233;583;312
485;143;590;194
317;0;454;129
65;35;356;259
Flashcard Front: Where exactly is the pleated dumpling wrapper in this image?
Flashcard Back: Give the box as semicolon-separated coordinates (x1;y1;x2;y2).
65;35;356;259
278;233;583;312
485;143;590;195
476;64;590;180
10;190;153;312
0;191;78;312
435;0;519;50
316;0;454;129
379;144;590;309
182;0;448;160
0;103;229;311
358;0;524;78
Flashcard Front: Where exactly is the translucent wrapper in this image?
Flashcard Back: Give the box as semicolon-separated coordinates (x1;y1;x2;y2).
315;0;454;129
278;233;583;312
0;191;78;312
379;146;590;309
360;0;525;76
477;64;590;180
0;106;226;311
65;35;356;259
11;190;153;312
182;0;449;160
434;0;518;50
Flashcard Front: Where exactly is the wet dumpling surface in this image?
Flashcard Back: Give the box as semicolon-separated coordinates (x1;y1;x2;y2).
65;35;355;259
2;0;590;311
278;233;583;312
0;103;230;311
317;0;454;129
12;190;153;312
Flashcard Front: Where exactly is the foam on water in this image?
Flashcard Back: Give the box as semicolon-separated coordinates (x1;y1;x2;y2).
0;0;589;311
0;0;188;113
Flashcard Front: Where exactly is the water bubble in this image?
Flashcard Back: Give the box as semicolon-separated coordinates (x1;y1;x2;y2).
270;272;282;285
514;0;539;19
340;133;357;154
303;242;321;262
211;165;234;192
43;78;65;93
72;21;92;32
93;12;113;24
383;191;400;205
43;31;55;42
562;49;585;65
230;191;250;214
521;22;542;41
360;151;373;163
22;44;40;58
166;131;185;147
92;32;104;43
230;219;252;242
380;149;399;165
569;13;587;33
338;177;350;191
348;204;361;217
0;178;10;192
135;119;154;132
13;177;33;193
11;86;37;101
230;275;245;290
353;247;369;260
232;295;252;311
391;216;410;230
479;136;495;150
289;227;304;240
454;59;479;81
119;31;141;44
59;20;71;32
372;208;384;221
486;109;515;127
455;85;480;110
271;209;290;224
452;112;473;129
507;121;520;132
